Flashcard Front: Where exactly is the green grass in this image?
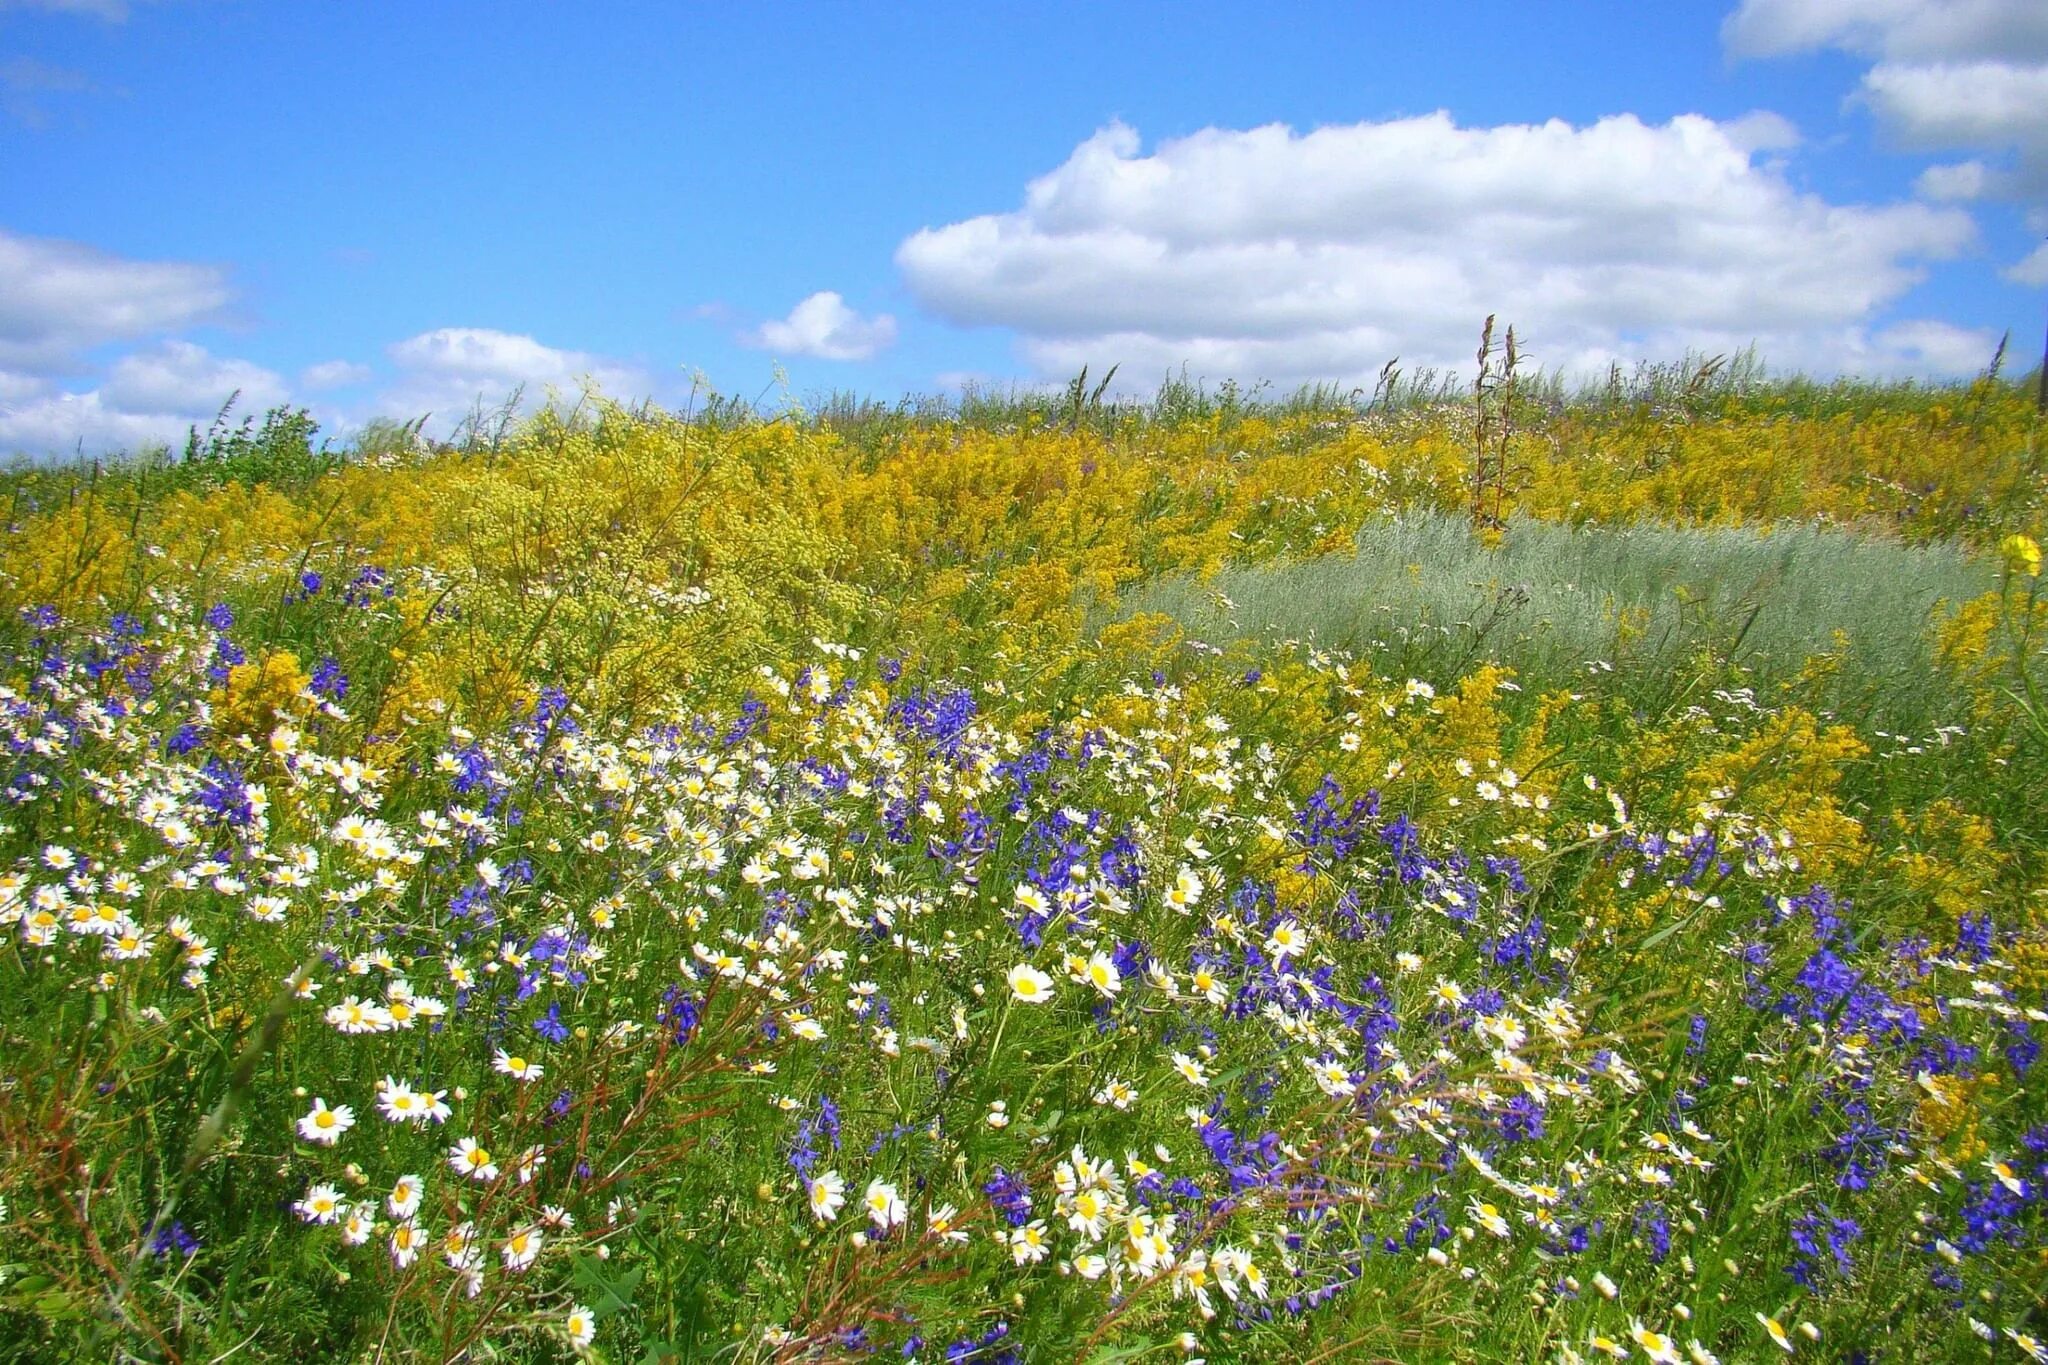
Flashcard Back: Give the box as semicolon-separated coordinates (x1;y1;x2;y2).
1124;511;1997;726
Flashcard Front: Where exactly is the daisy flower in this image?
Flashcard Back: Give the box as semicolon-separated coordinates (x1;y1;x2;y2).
927;1202;969;1244
1008;1220;1051;1265
1082;952;1122;997
501;1224;543;1272
492;1049;544;1082
864;1179;906;1232
448;1136;499;1182
296;1098;355;1146
376;1076;425;1123
1093;1078;1137;1109
808;1170;846;1223
1630;1323;1680;1365
564;1303;596;1350
1756;1314;1794;1353
1264;919;1307;960
389;1220;426;1269
1006;963;1054;1004
1468;1200;1511;1239
443;1222;481;1272
513;1144;547;1184
1307;1056;1355;1098
387;1174;423;1219
341;1205;375;1246
293;1182;345;1224
1063;1187;1112;1240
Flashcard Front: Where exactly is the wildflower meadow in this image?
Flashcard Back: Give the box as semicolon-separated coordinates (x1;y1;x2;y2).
1;366;2045;1363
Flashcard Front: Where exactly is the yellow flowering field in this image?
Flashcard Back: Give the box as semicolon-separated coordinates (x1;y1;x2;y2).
0;378;2044;1363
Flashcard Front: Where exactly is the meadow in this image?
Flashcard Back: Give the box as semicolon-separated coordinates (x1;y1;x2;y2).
0;359;2044;1363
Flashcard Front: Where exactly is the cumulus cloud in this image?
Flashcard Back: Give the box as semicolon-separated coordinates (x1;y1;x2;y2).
376;327;654;432
1914;159;1990;200
0;391;193;455
743;292;898;361
0;228;229;374
0;229;293;456
1862;58;2048;147
1726;0;2048;199
0;370;49;403
0;341;288;456
1724;0;2048;61
2005;242;2048;286
100;339;286;414
896;116;1979;386
299;359;372;390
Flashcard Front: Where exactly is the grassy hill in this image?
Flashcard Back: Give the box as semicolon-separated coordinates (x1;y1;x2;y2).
0;372;2044;1362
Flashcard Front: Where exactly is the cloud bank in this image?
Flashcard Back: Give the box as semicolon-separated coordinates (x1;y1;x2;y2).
898;115;1985;387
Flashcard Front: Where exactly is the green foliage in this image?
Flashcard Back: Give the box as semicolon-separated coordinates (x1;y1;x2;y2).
176;393;339;490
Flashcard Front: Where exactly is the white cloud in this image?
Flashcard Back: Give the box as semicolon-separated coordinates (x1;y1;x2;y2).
300;359;371;390
897;116;1979;386
1858;59;2048;194
0;340;289;457
1727;0;2048;199
0;370;49;403
1860;58;2048;145
2005;242;2048;286
1914;159;1990;199
377;327;654;432
1724;0;2048;61
0;230;289;457
0;391;191;455
100;339;286;414
743;292;898;361
0;228;229;373
1856;318;2005;373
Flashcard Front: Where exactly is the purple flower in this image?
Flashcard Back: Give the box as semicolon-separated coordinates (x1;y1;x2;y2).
983;1166;1032;1227
309;656;348;700
149;1220;200;1259
532;1002;570;1044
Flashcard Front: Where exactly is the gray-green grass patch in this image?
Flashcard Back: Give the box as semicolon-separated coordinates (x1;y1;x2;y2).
1123;511;1995;726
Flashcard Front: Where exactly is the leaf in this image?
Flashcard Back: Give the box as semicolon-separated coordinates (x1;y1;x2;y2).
1637;911;1701;953
572;1253;644;1317
1081;1336;1157;1364
2;1273;54;1300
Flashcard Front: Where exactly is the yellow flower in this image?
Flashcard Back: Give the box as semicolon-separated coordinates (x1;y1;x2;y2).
2000;533;2042;578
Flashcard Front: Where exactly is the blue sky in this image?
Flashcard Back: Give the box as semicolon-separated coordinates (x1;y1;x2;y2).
1;0;2044;453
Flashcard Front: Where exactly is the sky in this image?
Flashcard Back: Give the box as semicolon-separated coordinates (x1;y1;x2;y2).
1;0;2045;454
